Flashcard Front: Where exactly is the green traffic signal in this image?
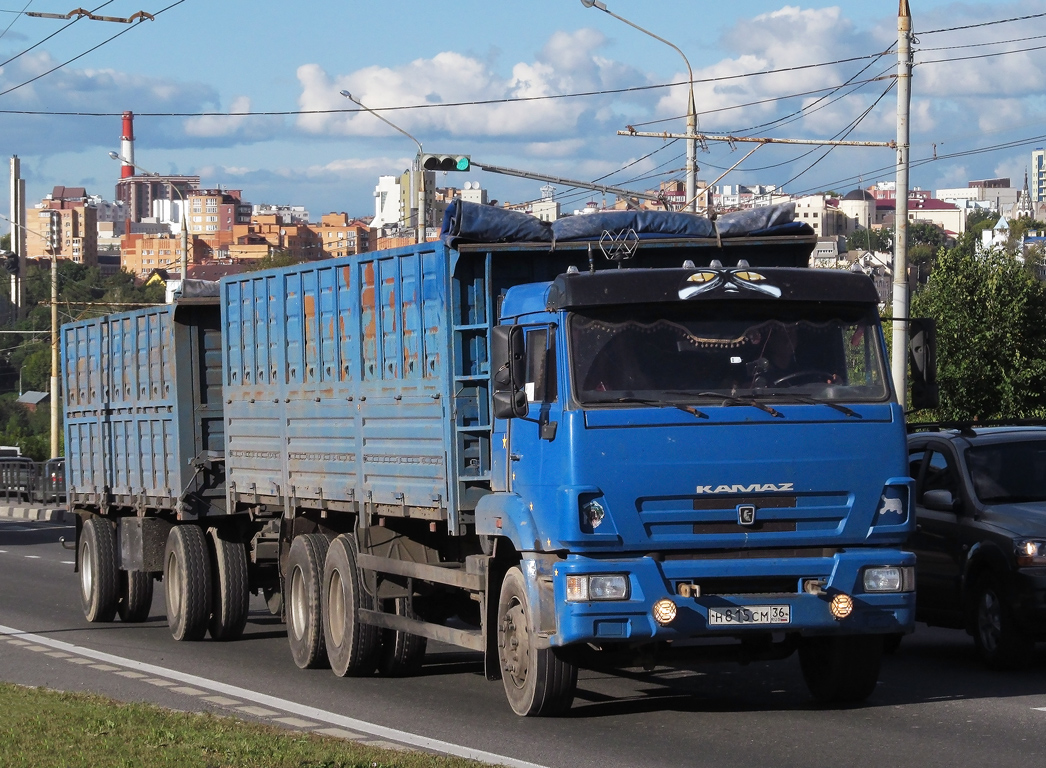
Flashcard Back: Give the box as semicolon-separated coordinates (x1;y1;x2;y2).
421;154;471;172
455;156;470;171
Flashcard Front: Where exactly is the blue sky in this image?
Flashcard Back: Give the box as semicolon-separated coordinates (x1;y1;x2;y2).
1;0;1045;221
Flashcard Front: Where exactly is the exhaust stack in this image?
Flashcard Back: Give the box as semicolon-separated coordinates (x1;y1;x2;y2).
120;111;135;178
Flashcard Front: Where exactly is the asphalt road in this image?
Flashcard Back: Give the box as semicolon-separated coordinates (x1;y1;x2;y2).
3;516;1046;768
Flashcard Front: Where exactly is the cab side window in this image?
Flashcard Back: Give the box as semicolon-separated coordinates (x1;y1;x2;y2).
524;327;557;404
922;449;959;501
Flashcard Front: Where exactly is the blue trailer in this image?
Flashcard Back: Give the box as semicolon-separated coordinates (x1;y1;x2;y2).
64;201;924;715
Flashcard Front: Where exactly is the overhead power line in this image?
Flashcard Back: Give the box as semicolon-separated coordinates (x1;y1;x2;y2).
920;11;1046;35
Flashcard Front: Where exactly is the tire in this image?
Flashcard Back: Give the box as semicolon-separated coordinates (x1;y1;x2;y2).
377;597;427;677
164;525;213;641
972;573;1032;669
117;570;154;623
79;517;119;623
286;534;331;669
322;534;380;677
882;633;903;655
497;566;577;716
798;634;883;704
207;528;249;641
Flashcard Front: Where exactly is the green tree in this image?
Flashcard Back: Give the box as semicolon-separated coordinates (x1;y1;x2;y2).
911;242;1046;420
908;220;946;248
248;249;305;272
966;209;999;234
846;227;892;252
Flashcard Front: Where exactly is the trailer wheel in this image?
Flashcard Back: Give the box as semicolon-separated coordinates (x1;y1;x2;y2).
117;570;154;623
323;534;379;677
798;634;883;704
164;525;213;641
207;528;249;641
497;566;577;716
79;517;118;623
285;534;330;669
377;597;427;677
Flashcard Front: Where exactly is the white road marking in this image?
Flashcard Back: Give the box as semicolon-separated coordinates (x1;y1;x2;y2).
0;622;548;768
23;555;40;559
61;561;74;565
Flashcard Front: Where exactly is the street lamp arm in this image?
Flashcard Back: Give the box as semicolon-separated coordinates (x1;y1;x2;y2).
339;91;423;155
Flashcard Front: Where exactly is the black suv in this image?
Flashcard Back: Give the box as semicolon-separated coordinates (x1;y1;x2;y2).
907;424;1046;667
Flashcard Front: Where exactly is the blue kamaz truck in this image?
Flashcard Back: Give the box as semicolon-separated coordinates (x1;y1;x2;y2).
64;201;919;715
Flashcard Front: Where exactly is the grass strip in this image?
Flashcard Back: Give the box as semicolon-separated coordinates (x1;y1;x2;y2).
0;682;486;768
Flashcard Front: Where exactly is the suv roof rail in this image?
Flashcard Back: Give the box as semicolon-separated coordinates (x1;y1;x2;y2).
907;417;1046;436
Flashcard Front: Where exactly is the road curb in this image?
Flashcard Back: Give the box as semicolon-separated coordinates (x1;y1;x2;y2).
0;505;70;524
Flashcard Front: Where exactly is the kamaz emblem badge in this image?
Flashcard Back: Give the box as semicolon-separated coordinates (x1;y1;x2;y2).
679;268;782;300
737;504;757;526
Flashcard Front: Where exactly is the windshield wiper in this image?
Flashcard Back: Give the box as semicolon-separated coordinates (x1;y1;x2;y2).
692;392;783;419
585;396;708;419
762;392;862;418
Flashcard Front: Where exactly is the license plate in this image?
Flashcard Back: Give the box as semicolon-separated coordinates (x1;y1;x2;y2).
708;605;791;625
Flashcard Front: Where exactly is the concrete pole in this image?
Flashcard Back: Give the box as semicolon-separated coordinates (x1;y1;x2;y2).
891;1;913;410
51;251;59;458
9;157;18;309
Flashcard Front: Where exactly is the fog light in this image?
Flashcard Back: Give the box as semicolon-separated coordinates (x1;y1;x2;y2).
829;593;854;620
652;598;677;625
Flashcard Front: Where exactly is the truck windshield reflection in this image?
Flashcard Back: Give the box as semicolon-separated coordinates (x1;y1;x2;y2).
570;303;889;403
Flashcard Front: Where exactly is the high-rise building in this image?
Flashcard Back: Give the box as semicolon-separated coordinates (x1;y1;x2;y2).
1033;149;1046;203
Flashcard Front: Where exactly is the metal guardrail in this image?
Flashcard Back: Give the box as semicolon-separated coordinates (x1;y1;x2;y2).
0;458;66;505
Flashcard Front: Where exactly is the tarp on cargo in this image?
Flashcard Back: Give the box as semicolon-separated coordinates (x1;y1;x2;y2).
551;210;715;241
177;279;220;299
440;199;810;247
440;199;552;248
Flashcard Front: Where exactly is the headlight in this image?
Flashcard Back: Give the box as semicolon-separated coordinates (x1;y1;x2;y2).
862;566;915;592
1015;539;1046;566
566;574;630;602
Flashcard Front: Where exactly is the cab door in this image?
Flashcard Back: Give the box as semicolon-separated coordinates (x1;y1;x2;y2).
506;325;562;502
909;442;966;625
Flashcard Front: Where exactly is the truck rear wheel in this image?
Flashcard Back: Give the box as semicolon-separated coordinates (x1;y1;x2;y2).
117;570;153;623
377;597;427;677
323;534;379;677
208;529;249;641
798;634;883;704
79;516;118;623
164;525;213;641
285;534;330;669
497;566;577;716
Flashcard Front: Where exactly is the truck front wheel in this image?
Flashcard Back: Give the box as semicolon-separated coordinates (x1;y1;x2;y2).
497;566;577;716
798;634;883;704
79;517;118;623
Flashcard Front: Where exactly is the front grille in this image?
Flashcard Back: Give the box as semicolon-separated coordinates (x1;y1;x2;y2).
693;495;797;511
693;521;796;534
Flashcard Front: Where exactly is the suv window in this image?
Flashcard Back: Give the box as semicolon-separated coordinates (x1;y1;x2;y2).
965;440;1046;504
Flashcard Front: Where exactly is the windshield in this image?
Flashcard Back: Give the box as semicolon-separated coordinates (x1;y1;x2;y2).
966;440;1046;504
569;302;889;404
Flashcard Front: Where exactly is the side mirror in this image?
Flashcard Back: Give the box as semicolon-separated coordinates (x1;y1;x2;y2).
491;324;528;419
909;317;939;410
922;488;957;512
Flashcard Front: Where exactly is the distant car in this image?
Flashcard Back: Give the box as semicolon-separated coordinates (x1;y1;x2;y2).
907;423;1046;667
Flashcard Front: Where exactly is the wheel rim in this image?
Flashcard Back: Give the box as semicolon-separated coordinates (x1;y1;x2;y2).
165;550;182;619
500;597;530;690
977;588;1002;653
289;565;307;641
327;569;346;647
80;539;93;603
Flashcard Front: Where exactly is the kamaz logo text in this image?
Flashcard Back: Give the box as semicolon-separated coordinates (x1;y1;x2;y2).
695;483;794;494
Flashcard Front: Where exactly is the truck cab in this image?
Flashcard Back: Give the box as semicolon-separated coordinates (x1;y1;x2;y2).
480;261;916;712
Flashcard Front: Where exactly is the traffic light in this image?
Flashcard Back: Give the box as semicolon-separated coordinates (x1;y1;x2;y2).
1;251;17;275
420;154;471;172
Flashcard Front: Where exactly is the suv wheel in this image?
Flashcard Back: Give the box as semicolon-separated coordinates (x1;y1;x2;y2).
971;573;1033;669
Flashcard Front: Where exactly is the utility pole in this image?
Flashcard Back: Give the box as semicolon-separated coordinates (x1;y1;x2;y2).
891;0;913;410
51;253;59;458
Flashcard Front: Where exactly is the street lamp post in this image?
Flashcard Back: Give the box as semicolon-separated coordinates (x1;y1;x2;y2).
340;90;427;244
581;0;698;213
108;152;190;284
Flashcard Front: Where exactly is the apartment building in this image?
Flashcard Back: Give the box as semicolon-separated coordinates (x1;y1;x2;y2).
25;186;98;265
310;213;372;259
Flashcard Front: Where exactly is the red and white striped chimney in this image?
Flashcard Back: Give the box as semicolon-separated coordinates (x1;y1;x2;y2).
120;111;135;178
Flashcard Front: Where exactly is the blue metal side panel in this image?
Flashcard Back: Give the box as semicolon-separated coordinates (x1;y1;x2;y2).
221;245;453;516
62;306;187;505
